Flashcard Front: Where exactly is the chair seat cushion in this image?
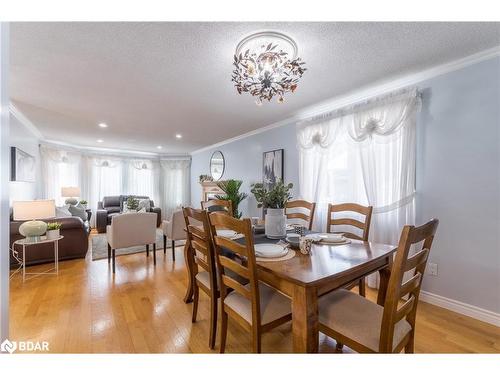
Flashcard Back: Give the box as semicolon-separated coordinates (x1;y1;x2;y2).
318;289;412;352
196;271;219;290
224;281;291;325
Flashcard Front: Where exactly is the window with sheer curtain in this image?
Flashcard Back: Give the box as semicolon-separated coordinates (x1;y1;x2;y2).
298;89;420;286
40;145;191;223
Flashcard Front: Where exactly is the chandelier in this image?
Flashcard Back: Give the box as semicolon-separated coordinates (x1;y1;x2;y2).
231;31;306;105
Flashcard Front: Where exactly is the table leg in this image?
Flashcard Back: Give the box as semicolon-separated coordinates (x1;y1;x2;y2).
377;257;392;306
23;244;26;282
183;240;195;304
292;284;318;353
55;240;59;274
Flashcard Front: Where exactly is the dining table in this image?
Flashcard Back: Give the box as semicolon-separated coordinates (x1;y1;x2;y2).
183;229;397;353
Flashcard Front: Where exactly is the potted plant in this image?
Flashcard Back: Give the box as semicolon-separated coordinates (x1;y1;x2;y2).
215;179;248;219
46;222;62;240
79;200;88;210
250;180;293;239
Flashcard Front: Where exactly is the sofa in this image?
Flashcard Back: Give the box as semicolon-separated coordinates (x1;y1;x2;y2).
96;195;162;233
10;216;90;267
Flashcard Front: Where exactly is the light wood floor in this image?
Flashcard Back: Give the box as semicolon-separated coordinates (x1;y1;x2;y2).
9;241;500;353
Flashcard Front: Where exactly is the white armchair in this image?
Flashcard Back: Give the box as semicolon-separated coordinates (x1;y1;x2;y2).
106;212;157;273
162;210;187;261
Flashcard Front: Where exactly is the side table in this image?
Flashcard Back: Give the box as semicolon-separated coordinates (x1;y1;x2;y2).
13;236;64;282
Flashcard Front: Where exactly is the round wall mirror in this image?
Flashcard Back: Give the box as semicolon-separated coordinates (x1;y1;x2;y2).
210;151;225;181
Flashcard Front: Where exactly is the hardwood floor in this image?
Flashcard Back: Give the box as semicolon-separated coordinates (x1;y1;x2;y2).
9;241;500;353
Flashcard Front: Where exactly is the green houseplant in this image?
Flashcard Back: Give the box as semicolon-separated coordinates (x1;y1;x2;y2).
126;196;139;211
250;180;293;238
215;179;248;219
46;222;62;240
79;199;88;209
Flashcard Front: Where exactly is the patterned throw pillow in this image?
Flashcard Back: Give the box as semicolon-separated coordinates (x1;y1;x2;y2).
137;199;151;212
68;204;88;221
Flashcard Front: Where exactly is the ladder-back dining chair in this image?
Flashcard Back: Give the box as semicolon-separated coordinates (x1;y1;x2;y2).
285;199;316;230
182;207;219;349
318;218;439;353
201;199;233;217
209;213;292;353
327;202;373;296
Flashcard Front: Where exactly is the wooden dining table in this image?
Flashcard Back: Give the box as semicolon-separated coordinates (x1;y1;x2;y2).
183;230;397;353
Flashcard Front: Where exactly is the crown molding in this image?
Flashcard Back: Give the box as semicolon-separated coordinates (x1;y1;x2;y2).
9;102;44;140
191;45;500;155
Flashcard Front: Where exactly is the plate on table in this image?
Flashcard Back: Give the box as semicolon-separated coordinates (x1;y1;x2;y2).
216;229;238;238
254;244;289;258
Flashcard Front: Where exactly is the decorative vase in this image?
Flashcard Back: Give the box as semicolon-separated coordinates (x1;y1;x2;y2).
46;229;60;240
265;208;286;239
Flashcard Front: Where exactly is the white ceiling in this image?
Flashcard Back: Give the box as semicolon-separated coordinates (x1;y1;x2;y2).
10;22;500;154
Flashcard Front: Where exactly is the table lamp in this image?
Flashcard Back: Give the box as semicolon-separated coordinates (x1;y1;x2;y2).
12;200;56;242
61;186;80;205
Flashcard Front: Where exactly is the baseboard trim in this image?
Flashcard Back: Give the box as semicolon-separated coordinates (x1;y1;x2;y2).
420;290;500;327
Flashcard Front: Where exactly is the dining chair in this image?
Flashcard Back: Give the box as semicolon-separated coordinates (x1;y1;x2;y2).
209;213;292;353
326;202;373;296
182;207;219;349
318;218;439;353
285;199;316;230
201;199;233;216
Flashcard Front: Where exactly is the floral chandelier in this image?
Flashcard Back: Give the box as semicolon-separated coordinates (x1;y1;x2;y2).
231;31;306;105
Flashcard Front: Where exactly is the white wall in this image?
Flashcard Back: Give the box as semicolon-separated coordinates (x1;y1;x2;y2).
9;115;41;202
0;22;10;342
191;55;500;318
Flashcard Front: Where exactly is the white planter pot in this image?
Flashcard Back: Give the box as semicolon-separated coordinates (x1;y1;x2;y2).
46;229;60;240
265;208;286;239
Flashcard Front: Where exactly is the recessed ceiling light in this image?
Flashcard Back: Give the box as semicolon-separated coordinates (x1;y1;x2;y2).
97;139;104;143
98;123;108;128
175;134;182;139
156;146;163;150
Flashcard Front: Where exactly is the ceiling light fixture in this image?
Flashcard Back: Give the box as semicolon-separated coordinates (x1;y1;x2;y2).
232;31;306;105
98;123;108;128
96;139;104;143
156;145;163;149
175;134;182;139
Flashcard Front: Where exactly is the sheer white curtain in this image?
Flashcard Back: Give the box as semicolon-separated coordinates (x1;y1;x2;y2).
40;146;82;206
160;159;191;219
40;144;191;225
298;88;420;287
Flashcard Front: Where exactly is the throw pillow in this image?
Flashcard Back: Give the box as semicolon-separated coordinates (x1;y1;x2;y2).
55;205;72;218
137;199;151;212
68;204;88;222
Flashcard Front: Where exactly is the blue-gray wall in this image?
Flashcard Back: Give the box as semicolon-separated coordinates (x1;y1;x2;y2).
191;56;500;314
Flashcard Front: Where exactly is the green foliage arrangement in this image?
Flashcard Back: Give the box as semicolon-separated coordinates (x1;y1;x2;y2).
215;179;248;219
79;200;88;205
126;196;139;211
47;222;62;230
250;180;293;209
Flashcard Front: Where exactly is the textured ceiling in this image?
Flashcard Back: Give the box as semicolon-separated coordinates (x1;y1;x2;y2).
10;22;500;154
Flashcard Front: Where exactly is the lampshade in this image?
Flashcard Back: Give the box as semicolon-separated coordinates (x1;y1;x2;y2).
12;200;56;221
61;186;81;197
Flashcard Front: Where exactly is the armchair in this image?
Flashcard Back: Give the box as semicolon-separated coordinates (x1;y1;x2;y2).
162;210;187;261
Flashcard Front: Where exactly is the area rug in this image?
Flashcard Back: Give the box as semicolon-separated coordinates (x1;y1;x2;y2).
91;228;184;261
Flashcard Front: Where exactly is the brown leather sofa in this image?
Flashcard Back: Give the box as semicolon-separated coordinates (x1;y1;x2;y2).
10;216;90;267
95;195;161;233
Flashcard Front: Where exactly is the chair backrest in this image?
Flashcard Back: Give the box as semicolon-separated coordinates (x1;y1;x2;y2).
326;203;373;241
110;212;157;249
169;210;188;240
379;218;439;352
209;213;261;328
201;199;233;217
285;199;316;230
182;207;217;290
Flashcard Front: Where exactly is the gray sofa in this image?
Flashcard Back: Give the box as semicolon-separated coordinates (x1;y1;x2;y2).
96;195;162;233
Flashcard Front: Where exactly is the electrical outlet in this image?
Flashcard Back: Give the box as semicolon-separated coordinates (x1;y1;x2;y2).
427;262;438;276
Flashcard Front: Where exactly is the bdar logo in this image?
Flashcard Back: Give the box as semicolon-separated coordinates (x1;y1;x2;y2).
0;339;17;354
